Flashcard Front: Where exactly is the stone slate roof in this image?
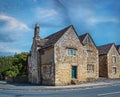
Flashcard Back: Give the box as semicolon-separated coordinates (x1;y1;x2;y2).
116;45;120;54
78;33;97;48
78;33;88;43
97;43;114;55
116;45;120;50
43;25;72;48
36;39;48;47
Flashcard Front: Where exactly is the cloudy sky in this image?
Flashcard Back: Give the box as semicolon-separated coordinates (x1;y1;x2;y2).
0;0;120;56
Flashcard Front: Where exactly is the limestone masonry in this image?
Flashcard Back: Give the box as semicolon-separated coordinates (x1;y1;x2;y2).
28;24;120;86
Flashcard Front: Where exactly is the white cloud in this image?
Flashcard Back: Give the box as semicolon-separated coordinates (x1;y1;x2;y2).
35;7;58;19
0;43;21;55
88;17;119;25
0;14;30;31
35;7;58;21
34;7;67;26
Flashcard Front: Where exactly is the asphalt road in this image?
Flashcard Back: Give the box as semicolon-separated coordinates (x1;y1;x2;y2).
0;85;120;97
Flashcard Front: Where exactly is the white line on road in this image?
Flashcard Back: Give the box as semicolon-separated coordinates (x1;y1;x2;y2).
98;91;120;96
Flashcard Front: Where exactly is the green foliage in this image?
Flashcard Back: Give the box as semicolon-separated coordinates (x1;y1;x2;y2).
5;70;17;77
0;52;28;78
0;56;13;73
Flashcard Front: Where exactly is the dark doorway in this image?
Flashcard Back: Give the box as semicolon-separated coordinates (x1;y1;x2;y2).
72;66;77;78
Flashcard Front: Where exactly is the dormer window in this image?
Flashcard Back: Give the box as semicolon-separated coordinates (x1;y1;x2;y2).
86;37;90;44
67;48;76;56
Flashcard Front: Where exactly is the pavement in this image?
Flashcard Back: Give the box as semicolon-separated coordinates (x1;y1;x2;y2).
0;79;120;91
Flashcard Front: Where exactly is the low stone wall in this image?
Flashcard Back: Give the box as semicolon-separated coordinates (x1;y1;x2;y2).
5;76;28;83
13;76;28;83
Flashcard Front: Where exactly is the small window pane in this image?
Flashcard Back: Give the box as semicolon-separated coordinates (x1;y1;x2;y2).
85;50;91;57
112;57;116;63
87;64;94;73
67;48;76;56
113;67;117;74
86;37;90;44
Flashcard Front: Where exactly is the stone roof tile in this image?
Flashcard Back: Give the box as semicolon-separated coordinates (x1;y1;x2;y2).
97;43;114;55
43;25;72;48
78;33;88;43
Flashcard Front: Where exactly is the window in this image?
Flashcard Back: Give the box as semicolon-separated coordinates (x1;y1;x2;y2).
67;48;76;56
112;56;116;63
87;64;94;73
86;37;90;44
85;50;92;57
113;67;117;74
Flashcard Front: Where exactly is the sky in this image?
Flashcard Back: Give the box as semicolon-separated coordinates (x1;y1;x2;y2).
0;0;120;56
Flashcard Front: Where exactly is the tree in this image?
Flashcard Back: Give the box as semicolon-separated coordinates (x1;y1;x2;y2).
0;52;28;78
13;52;28;76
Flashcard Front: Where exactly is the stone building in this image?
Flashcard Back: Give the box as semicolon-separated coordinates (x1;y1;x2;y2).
97;43;120;78
28;24;88;85
79;33;99;81
116;45;120;54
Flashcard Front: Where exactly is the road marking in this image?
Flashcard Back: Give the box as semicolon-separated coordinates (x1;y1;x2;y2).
98;91;120;96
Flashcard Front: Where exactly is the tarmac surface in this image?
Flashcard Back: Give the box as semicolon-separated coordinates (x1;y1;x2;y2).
0;79;120;91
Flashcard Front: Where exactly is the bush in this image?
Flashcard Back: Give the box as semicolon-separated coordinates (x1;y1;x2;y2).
5;70;17;77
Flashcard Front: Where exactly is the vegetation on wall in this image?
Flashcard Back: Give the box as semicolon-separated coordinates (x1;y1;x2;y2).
0;52;28;79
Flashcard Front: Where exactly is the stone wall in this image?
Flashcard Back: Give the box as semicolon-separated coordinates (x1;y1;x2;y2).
54;27;87;85
82;35;99;80
107;45;120;78
118;47;120;54
41;47;55;85
28;39;40;84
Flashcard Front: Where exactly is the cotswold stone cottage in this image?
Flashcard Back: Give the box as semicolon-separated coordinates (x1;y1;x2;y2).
28;24;120;86
79;33;99;80
97;43;120;78
28;24;88;85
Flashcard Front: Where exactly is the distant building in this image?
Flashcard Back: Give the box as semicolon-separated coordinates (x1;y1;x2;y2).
79;33;99;81
97;43;120;78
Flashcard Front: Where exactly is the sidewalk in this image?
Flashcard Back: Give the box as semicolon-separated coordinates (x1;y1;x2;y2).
0;79;120;91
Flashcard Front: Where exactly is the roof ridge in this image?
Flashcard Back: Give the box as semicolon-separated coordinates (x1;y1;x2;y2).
78;33;88;43
45;25;72;39
97;43;115;55
79;33;88;38
97;43;114;47
43;25;73;48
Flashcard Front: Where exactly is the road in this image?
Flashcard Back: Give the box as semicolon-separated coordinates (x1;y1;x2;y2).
0;85;120;97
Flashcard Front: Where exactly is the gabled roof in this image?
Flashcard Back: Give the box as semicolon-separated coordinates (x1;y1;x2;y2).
97;43;114;55
116;45;120;50
78;33;97;47
36;39;48;47
116;45;120;54
43;25;72;48
78;33;88;43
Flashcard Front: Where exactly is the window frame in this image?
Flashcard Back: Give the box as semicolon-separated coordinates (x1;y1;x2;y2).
87;64;94;73
67;48;77;56
113;67;117;74
86;37;90;44
85;50;92;57
112;56;116;63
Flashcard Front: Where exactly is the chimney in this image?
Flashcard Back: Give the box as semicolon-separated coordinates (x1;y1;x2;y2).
34;23;40;39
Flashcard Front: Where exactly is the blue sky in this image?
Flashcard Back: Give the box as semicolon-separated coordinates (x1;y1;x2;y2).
0;0;120;56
